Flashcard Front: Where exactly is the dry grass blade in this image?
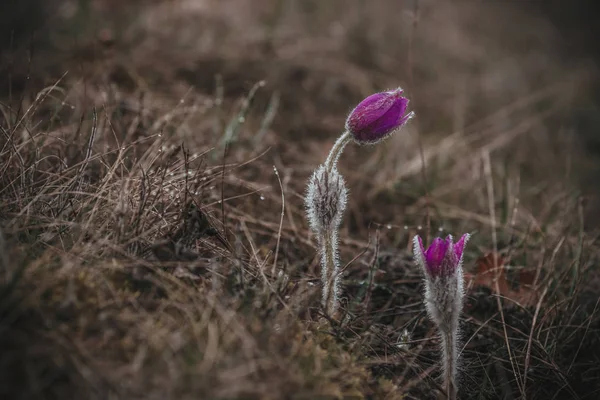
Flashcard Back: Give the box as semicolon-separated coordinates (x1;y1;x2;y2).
483;149;524;396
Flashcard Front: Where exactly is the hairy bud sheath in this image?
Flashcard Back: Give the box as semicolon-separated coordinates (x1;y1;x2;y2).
305;165;348;236
345;87;414;145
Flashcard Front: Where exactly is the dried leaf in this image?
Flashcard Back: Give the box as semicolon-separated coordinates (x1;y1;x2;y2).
473;253;510;294
466;252;539;308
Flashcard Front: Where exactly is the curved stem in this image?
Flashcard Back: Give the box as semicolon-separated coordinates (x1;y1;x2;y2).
319;131;350;317
325;131;351;172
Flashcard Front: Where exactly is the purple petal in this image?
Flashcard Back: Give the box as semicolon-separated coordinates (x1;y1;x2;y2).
453;233;469;261
352;91;399;121
360;97;409;140
346;88;411;144
424;237;449;275
395;110;415;127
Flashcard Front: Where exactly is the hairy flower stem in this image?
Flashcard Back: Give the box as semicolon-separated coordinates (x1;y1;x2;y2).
441;330;458;400
320;229;339;315
325;131;351;172
310;131;350;317
414;234;469;399
309;91;412;316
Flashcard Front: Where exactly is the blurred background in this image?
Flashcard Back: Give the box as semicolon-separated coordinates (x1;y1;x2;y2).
2;1;600;398
2;0;599;208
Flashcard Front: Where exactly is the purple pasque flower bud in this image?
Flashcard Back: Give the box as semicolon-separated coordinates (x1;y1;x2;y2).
414;234;469;278
413;233;469;400
413;234;470;333
345;87;414;145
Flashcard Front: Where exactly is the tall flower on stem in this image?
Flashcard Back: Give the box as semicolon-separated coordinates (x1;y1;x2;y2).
413;234;470;400
305;87;413;317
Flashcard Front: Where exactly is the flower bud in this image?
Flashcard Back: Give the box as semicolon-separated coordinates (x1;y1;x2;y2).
414;234;469;278
345;87;414;145
413;234;470;333
305;165;347;235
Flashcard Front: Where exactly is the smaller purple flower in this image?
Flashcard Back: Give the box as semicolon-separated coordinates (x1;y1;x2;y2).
414;234;470;400
413;234;470;278
345;87;414;144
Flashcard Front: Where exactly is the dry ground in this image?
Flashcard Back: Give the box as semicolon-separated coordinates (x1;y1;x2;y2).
1;1;600;399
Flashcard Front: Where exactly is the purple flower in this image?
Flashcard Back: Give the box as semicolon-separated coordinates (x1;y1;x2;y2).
414;234;470;278
345;88;414;144
413;234;469;398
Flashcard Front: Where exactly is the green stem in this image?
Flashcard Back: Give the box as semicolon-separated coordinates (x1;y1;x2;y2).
321;230;339;316
325;131;351;172
319;130;350;316
442;330;457;400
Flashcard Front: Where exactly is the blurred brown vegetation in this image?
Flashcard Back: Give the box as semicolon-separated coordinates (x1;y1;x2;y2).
1;0;600;399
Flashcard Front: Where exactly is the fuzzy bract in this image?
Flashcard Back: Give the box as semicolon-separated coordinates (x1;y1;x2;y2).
305;165;348;235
